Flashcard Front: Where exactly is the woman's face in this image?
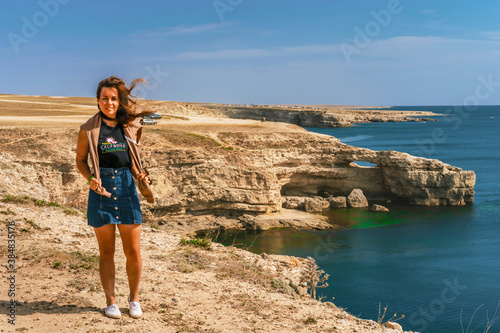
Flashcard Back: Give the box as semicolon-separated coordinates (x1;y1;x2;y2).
98;87;119;119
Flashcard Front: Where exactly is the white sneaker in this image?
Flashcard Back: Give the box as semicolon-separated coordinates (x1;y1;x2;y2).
128;295;143;318
104;304;121;319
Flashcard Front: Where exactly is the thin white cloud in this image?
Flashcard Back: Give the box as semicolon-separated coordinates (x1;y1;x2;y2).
371;35;448;50
419;9;436;15
177;48;271;60
373;35;500;50
361;35;500;63
415;10;449;29
126;22;233;42
279;45;339;55
149;36;500;67
424;18;449;28
480;30;500;40
160;44;340;61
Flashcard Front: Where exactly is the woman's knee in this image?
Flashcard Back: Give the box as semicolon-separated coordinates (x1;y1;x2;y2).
118;224;141;260
123;246;141;261
99;247;116;260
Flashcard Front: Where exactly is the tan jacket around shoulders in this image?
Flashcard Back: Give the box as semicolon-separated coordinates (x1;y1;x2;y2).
80;112;145;198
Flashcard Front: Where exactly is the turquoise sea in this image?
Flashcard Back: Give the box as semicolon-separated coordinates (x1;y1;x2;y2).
216;106;500;333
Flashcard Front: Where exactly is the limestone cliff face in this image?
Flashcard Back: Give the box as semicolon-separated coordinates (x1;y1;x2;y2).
375;151;476;205
203;106;439;128
0;124;475;214
123;129;474;212
149;149;282;213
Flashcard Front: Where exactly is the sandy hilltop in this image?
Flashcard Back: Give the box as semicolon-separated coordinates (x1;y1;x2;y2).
0;94;475;332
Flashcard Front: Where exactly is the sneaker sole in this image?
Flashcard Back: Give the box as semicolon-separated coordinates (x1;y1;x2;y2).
105;314;121;319
129;311;142;318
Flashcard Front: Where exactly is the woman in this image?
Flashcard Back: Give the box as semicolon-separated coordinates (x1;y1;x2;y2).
75;76;154;319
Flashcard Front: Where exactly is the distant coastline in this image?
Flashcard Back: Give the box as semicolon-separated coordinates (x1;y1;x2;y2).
200;103;442;128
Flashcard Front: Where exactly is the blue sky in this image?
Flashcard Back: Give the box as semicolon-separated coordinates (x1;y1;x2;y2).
1;0;500;106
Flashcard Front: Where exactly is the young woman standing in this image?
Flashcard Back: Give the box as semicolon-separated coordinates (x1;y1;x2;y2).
76;76;154;318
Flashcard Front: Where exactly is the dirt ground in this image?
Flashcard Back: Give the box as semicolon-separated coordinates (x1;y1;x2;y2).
0;201;409;333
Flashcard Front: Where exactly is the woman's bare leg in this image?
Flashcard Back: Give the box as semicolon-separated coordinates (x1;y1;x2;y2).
117;224;142;302
94;223;117;306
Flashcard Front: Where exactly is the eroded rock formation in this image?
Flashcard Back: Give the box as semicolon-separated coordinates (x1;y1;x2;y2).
0;121;475;221
140;129;476;210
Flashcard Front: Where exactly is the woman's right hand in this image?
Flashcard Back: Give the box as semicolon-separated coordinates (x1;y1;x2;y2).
89;177;102;192
76;128;110;198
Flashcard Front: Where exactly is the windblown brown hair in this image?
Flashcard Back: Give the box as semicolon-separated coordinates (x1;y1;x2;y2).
96;76;154;125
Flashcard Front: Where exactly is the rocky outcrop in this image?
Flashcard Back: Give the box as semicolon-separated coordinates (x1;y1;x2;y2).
146;143;474;213
329;196;347;208
347;189;369;208
370;204;390;212
0;122;475;221
282;196;306;210
149;131;475;210
240;209;333;231
304;197;328;213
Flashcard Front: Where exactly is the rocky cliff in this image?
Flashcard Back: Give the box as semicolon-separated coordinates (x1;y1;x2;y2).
201;105;439;127
143;126;474;211
0;117;475;226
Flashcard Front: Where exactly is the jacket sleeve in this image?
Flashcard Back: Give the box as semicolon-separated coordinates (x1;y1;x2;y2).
125;123;144;173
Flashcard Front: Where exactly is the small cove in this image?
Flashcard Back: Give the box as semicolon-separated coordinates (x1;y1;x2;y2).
214;106;500;332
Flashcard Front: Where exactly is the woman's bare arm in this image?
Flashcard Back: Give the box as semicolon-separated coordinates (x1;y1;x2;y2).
75;128;93;182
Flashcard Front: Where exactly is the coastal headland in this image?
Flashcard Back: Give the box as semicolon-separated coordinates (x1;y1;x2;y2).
0;94;475;235
0;94;473;332
200;103;440;128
